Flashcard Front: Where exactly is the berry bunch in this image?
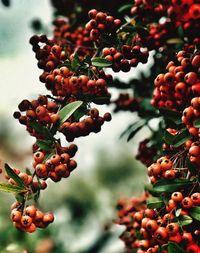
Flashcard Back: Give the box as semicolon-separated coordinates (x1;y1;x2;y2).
33;144;77;182
86;9;121;44
11;203;54;233
59;108;111;142
182;97;200;137
117;190;200;253
152;50;200;111
102;45;149;73
147;156;182;184
14;95;59;138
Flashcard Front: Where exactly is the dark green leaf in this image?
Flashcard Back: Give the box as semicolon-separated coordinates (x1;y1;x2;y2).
189;207;200;221
194;119;200;128
71;52;80;69
29;121;54;140
36;139;53;151
159;108;182;125
91;57;112;67
153;179;194;193
140;98;155;112
173;129;191;148
163;131;175;145
127;125;143;142
5;164;26;188
177;215;193;226
118;4;133;13
147;197;164;209
144;184;161;197
163;129;191;147
0;183;25;194
167;242;185;253
58;101;83;125
44;150;55;162
178;26;184;39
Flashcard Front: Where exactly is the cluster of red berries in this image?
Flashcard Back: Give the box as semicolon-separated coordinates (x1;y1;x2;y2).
147;156;183;184
130;0;167;23
59;108;111;142
53;19;94;59
102;45;149;72
136;139;157;166
33;144;77;182
182;96;200;137
45;67;110;98
11;203;54;233
86;9;121;44
30;33;111;100
117;189;200;252
187;141;200;166
130;1;200;55
14;95;60;138
151;50;200;111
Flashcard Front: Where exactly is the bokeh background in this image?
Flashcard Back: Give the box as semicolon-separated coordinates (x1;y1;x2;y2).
0;1;150;252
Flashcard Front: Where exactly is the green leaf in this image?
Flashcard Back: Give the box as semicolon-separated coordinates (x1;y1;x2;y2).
5;164;26;188
71;52;80;69
0;183;25;194
147;197;164;209
172;129;191;148
91;57;112;67
36;139;53;151
144;184;161;197
175;208;182;217
163;131;175;145
163;129;191;147
140;98;155;112
29;121;54;140
167;242;185;253
118;4;133;13
189;207;200;221
194;119;200;128
44;150;55;162
58;101;83;125
127;125;143;142
153;179;194;193
159;108;182;125
177;215;193;226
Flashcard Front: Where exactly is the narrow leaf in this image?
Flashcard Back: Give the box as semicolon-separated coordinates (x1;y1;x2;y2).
153;179;194;193
118;4;133;13
177;215;193;226
159;108;182;124
92;57;112;67
173;129;191;148
127;125;143;142
58;101;83;125
0;183;25;194
29;121;54;140
5;164;26;188
147;197;164;209
167;242;185;253
194;119;200;128
189;207;200;221
36;140;53;151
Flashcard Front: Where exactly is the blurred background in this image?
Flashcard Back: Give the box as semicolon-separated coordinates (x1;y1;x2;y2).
0;1;149;252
